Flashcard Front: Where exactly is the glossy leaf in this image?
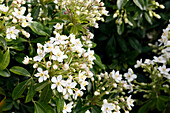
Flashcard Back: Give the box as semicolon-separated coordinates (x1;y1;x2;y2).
117;37;128;52
39;85;52;103
56;96;64;113
94;54;105;70
133;0;144;10
25;79;36;103
28;22;51;36
10;66;31;77
0;70;10;77
117;23;124;35
34;81;49;91
0;49;10;70
117;0;128;9
128;37;142;53
12;79;30;100
144;12;152;25
31;6;40;20
34;101;46;113
0;36;7;50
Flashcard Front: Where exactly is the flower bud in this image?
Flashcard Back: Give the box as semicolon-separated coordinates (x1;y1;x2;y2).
63;63;69;70
53;64;58;69
33;63;38;68
159;5;165;9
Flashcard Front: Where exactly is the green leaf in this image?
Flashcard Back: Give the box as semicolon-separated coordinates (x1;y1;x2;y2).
39;85;52;103
117;0;128;10
31;6;40;20
0;49;10;70
10;66;31;77
0;36;7;50
144;12;152;24
92;106;101;113
138;101;151;113
0;87;5;96
94;54;105;70
28;22;51;36
2;102;13;111
34;81;49;91
25;79;36;103
117;23;124;35
0;70;10;77
12;79;30;100
56;96;64;113
133;0;144;10
156;98;165;111
159;96;170;102
128;37;142;53
34;101;46;113
117;37;128;52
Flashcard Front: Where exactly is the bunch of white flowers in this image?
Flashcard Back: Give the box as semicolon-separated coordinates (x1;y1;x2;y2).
23;23;96;105
134;24;170;100
90;68;137;113
54;0;109;28
0;0;32;40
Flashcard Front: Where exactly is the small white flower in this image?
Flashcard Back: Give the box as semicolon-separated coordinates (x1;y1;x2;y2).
124;68;137;82
153;56;166;64
110;70;122;83
63;102;73;113
22;56;30;64
51;75;66;92
6;26;20;40
63;79;77;95
126;95;134;110
54;23;63;30
85;110;90;113
46;61;52;68
134;59;142;68
73;90;83;100
158;65;170;79
34;68;49;83
101;99;115;113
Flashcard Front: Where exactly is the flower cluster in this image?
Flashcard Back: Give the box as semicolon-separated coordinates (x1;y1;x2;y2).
23;22;96;104
91;68;137;113
54;0;109;28
0;0;32;39
134;24;170;100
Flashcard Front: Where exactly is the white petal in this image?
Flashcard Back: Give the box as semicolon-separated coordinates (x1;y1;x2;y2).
57;85;63;92
51;84;57;89
38;77;44;83
37;67;43;72
51;76;57;83
57;75;62;81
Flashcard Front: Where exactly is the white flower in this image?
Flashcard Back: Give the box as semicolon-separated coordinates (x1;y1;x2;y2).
144;59;154;65
34;68;49;83
158;65;170;79
110;70;122;83
12;7;26;19
101;99;115;113
22;56;30;64
153;56;166;64
126;95;134;110
134;59;142;68
85;110;90;113
46;61;52;68
51;46;68;62
54;23;63;30
51;75;66;92
73;90;83;100
26;13;33;22
0;4;9;12
63;79;77;95
6;26;20;40
63;102;73;113
124;68;137;82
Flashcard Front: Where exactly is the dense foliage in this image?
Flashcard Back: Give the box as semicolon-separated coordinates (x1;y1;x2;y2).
0;0;169;113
